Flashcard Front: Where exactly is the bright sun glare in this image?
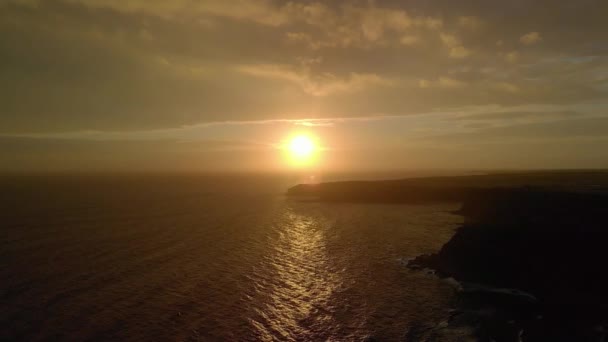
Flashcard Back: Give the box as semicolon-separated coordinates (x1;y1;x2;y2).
286;135;318;166
290;135;315;157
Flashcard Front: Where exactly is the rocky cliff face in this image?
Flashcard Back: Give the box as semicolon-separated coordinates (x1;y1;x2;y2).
410;189;608;341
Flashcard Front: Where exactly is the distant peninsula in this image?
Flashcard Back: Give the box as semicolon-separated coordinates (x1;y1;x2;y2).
287;171;608;202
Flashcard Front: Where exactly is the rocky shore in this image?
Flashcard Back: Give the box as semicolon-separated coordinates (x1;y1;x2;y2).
410;188;608;341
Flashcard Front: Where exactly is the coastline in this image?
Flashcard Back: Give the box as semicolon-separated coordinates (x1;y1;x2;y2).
287;172;608;341
409;188;608;341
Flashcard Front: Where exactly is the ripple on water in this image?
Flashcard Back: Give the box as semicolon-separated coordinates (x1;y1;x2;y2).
0;177;466;341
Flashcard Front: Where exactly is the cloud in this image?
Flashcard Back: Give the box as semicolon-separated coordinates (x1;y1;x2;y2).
440;32;460;47
505;51;519;63
439;77;467;88
419;77;467;88
293;120;334;127
448;110;578;122
49;0;443;50
449;46;471;58
236;64;394;96
399;35;419;46
58;0;293;25
418;79;431;88
520;31;542;45
0;0;607;135
288;3;442;49
458;16;482;30
440;32;471;58
494;82;520;93
431;117;608;141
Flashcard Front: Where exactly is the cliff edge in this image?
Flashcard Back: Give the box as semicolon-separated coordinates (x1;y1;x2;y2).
410;188;608;341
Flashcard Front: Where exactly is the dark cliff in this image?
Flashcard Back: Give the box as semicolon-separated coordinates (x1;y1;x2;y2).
411;188;608;341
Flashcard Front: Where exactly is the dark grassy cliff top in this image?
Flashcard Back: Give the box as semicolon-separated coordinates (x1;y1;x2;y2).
406;181;608;341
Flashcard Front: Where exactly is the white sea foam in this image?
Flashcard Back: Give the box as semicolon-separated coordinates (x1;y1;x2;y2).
459;282;537;302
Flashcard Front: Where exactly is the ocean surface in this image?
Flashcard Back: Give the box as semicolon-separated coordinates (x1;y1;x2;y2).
0;173;466;341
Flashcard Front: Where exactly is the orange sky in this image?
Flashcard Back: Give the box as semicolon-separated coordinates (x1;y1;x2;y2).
1;1;608;171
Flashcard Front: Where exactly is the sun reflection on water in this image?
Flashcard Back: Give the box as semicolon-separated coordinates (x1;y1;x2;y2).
250;207;344;341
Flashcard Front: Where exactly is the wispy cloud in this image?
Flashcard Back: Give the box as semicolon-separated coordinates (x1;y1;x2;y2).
520;31;542;45
237;64;395;96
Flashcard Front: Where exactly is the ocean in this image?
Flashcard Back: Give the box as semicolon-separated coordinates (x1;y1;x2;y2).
0;173;466;341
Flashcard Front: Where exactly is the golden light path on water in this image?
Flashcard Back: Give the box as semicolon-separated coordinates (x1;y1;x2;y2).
232;196;469;341
250;207;350;341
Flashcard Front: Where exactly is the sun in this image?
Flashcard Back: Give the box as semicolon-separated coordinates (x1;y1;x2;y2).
285;134;318;166
290;135;315;157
